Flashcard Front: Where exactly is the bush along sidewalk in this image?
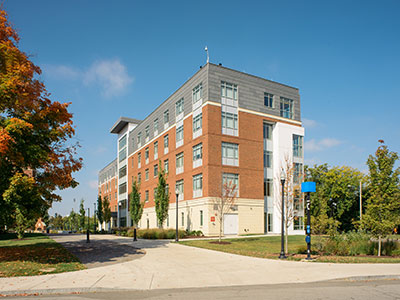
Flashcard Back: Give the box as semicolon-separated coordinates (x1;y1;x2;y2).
114;227;203;239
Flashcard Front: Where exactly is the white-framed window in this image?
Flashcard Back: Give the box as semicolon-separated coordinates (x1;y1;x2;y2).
192;143;202;168
164;110;169;129
145;168;149;181
222;142;238;166
264;92;274;108
200;210;203;226
293;163;303;184
176;152;184;174
137;132;142;147
263;151;272;168
164;159;169;173
192;83;203;109
181;212;184;226
176;98;184;120
176;124;184;148
119;182;127;195
119;148;127;162
138;152;141;168
154;164;158;177
119;135;127;150
154;118;159;136
164;134;169;154
193;113;202;138
293;135;303;158
145;125;150;141
154;141;158;160
145;147;149;164
193;173;203;198
221;81;238;100
145;190;149;202
119;165;127;178
280;97;294;119
222;173;239;197
175;179;184;201
264;179;273;197
222;111;238;130
263;123;273;140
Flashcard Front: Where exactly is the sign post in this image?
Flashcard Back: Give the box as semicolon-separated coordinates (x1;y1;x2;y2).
301;182;316;260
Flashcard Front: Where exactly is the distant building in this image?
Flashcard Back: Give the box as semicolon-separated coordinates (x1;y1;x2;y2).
34;218;46;232
99;63;304;235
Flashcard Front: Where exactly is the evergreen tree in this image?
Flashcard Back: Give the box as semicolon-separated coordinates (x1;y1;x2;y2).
96;195;103;229
155;161;169;228
102;196;111;230
361;141;400;256
129;178;143;228
79;199;85;230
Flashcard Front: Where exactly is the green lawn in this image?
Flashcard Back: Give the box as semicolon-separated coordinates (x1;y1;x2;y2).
0;233;85;277
179;235;400;263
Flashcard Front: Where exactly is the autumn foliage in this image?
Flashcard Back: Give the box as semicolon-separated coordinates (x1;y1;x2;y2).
0;9;82;233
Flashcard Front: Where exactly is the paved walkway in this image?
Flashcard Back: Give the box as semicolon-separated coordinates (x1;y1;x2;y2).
1;234;400;295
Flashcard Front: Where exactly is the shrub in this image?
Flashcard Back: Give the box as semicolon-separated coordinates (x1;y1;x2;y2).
136;228;187;239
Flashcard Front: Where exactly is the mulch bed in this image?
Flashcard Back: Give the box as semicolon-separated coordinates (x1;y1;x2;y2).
209;241;232;245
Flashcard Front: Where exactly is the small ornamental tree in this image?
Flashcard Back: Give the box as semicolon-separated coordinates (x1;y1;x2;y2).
79;199;85;230
361;141;400;256
96;195;103;230
129;178;143;228
155;161;169;228
214;177;237;243
102;196;111;231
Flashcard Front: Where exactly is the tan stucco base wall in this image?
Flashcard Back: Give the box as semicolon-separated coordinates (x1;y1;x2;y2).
139;197;264;236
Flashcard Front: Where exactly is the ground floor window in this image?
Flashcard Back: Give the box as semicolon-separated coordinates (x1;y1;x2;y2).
267;213;273;232
294;216;304;230
181;212;184;226
119;217;126;227
200;210;203;226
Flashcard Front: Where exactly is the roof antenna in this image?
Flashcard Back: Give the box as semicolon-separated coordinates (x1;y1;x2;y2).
205;46;209;64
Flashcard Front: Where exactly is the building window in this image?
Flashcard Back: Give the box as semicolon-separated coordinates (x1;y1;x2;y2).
221;81;238;100
119;182;127;195
176;152;184;174
145;168;149;181
193;173;203;198
119;166;127;178
145;147;149;163
154;118;159;135
193;113;202;133
145;125;150;141
137;132;142;146
264;93;274;108
264;179;273;197
267;213;273;232
221;111;238;130
138;152;141;168
293;163;303;184
222;142;239;166
145;190;149;202
154;141;158;159
263;123;273;140
176;98;184;116
119;135;127;150
164;159;169;173
176;124;184;146
263;151;272;168
154;188;157;200
200;210;203;226
294;216;304;230
138;172;141;183
164;110;169;127
175;179;184;200
181;212;184;226
293;135;303;158
192;83;203;104
119;148;127;162
222;173;239;197
154;164;158;177
192;143;202;168
280;97;294;119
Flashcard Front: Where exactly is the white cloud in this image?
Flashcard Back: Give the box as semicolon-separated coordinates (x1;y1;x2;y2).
94;146;107;154
305;138;342;152
302;118;317;128
43;58;134;98
88;180;98;189
84;59;134;97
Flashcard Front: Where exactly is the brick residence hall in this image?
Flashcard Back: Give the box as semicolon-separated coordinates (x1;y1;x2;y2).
98;63;304;236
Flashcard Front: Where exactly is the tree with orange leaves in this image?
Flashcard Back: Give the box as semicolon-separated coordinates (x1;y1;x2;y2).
0;9;82;236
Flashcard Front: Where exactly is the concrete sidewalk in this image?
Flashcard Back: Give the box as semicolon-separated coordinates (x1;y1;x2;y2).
1;236;400;296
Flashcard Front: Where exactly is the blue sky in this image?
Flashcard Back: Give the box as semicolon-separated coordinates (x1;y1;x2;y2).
5;0;400;216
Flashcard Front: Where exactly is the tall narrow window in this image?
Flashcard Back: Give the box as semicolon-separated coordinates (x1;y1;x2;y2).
145;168;149;181
145;125;150;141
138;152;141;168
154;141;158;159
137;132;142;146
176;124;184;147
164;110;169;128
164;159;169;173
176;98;184;118
176;152;184;174
264;93;274;108
264;179;273;197
154;118;159;135
263;123;273;140
263;151;272;168
293;135;303;158
192;83;203;105
154;164;158;177
145;147;149;164
193;173;203;198
280;97;294;119
175;179;184;200
200;210;203;226
192;143;203;168
145;190;149;202
193;113;202;136
293;163;303;184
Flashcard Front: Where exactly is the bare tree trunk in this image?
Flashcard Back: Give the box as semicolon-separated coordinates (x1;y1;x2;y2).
219;216;222;243
378;235;381;257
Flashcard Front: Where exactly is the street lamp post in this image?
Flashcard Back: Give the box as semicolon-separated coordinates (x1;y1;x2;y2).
86;207;90;243
175;188;179;242
279;172;286;259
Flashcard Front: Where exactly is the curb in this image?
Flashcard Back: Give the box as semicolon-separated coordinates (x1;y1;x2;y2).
1;275;400;297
